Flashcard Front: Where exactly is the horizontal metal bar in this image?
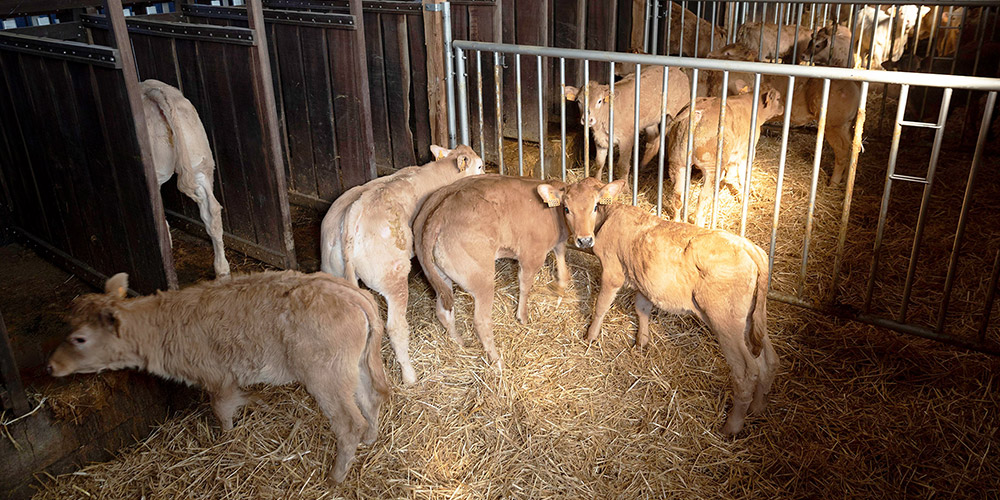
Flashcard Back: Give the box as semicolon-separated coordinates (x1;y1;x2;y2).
81;14;257;45
183;4;356;29
888;174;930;184
725;0;1000;5
899;120;942;129
0;31;122;69
452;41;1000;91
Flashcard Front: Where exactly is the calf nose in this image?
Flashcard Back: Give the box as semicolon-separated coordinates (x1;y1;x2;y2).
576;236;594;249
587;116;596;126
46;363;53;376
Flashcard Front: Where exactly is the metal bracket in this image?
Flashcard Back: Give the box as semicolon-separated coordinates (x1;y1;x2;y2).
424;2;445;12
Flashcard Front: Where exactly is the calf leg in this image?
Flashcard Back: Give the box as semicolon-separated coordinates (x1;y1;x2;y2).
694;163;716;228
750;335;779;415
515;254;545;324
638;125;662;169
586;266;625;342
708;312;761;436
551;241;570;295
379;272;417;385
594;145;609;180
353;359;383;445
308;375;367;484
209;383;246;431
180;174;230;279
825;121;853;185
634;292;654;348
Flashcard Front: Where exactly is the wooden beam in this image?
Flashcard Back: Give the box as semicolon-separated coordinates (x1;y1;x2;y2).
346;0;376;180
245;0;298;269
0;311;29;416
422;0;448;147
101;0;178;290
630;0;645;52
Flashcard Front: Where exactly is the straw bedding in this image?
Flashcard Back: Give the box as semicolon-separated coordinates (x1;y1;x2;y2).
32;86;1000;499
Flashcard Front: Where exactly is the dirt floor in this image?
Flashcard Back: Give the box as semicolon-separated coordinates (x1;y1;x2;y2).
19;85;1000;499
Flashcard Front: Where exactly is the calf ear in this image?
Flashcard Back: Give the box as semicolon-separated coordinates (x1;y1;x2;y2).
456;154;471;171
564;86;579;102
99;307;122;334
598;179;627;205
536;184;564;208
430;145;451;160
105;273;129;299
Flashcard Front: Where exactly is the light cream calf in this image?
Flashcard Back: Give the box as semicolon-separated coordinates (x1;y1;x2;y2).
537;177;779;436
320;145;484;384
735;22;814;62
141;79;229;279
48;271;390;483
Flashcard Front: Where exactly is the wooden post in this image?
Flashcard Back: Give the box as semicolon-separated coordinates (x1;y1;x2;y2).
630;0;646;52
0;312;29;416
346;0;376;181
423;0;448;146
245;0;298;269
102;0;178;289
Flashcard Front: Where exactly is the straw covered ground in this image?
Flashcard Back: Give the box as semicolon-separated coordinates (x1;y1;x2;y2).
32;86;1000;499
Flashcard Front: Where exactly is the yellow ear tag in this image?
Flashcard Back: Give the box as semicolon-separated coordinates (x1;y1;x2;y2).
599;194;614;205
546;199;560;208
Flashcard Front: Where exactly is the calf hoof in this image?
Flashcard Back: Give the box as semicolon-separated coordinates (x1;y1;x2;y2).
400;366;417;386
633;334;649;349
362;425;378;446
749;395;768;415
516;310;529;325
721;416;745;437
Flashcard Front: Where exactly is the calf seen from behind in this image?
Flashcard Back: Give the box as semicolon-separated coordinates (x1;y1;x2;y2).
47;271;390;484
537;177;779;436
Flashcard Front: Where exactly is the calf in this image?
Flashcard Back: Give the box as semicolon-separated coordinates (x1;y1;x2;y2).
537;177;779;436
667;88;784;226
412;175;570;369
852;5;922;69
142;79;229;279
703;53;862;186
47;271;390;484
734;22;813;62
663;0;728;57
320;145;484;385
801;24;853;67
564;66;691;181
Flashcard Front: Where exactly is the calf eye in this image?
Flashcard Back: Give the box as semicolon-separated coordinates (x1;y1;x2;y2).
593;204;598;213
563;206;570;214
72;337;86;345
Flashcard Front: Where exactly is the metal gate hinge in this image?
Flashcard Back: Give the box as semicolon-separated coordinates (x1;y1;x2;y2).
424;2;446;12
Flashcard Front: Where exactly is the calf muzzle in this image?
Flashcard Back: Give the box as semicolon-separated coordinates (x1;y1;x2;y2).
576;236;594;249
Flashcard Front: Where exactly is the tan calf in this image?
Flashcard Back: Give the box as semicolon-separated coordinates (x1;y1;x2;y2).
801;24;854;67
47;271;390;484
704;50;862;186
564;65;691;181
667;88;784;226
412;174;570;370
664;1;728;58
537;177;779;436
320;145;484;385
734;22;813;62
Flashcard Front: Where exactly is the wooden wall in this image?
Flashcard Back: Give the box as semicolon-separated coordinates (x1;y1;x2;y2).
0;30;175;294
84;13;298;268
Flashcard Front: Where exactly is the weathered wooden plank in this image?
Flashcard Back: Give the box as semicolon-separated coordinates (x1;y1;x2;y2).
381;13;417;168
299;25;341;200
0;52;43;235
502;0;548;142
0;312;29;416
197;41;256;243
327;23;374;190
364;11;393;172
274;22;317;197
422;0;447;147
586;0;615;84
406;14;432;163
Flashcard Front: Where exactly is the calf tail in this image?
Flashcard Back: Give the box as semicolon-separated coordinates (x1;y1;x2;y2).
745;241;770;357
340;201;364;286
412;199;454;312
354;287;391;398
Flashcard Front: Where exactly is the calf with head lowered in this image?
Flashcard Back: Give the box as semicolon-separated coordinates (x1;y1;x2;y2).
320;145;484;385
413;174;570;371
47;271;390;484
537;177;779;436
564;65;690;182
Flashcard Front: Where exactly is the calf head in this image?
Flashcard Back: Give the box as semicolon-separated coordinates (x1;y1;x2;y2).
758;87;785;122
537;177;626;249
430;144;486;176
564;81;610;129
48;273;137;377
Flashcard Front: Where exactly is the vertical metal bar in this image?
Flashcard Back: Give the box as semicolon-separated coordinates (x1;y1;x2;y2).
865;4;879;70
584;60;590;177
796;78;831;296
878;5;897;132
608;61;616;182
937;91;998;333
537;55;544;179
633;62;641;205
455;47;470;146
494;51;504;175
846;3;858;68
515;53;524;176
830;80;869;303
978;248;1000;343
899;88;952;322
757;18;766;61
651;0;661;55
909;3;923;71
679;0;686;56
864;84;910;314
711;71;729;230
644;0;652;53
694;1;702;59
681;68;698;222
476;50;485;157
710;1;717;52
443;1;457;148
767;75;797;291
560;57;567;182
664;0;671;55
791;4;802;63
961;6;991;141
656;64;671;217
739;73;762;237
919;6;941;121
774;4;784;60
